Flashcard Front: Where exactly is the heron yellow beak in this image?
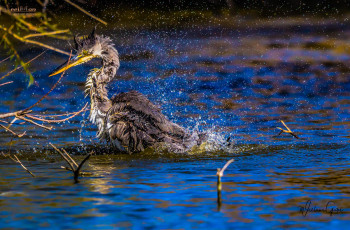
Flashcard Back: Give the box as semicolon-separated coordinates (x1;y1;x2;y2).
49;54;97;77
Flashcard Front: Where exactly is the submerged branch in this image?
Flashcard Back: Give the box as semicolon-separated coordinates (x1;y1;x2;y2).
50;143;75;172
216;159;234;210
276;120;299;139
13;155;35;177
50;143;93;183
1;152;35;177
62;148;79;168
74;153;92;182
0;124;26;137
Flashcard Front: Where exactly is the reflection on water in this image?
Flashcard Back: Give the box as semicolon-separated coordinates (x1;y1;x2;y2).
1;144;350;228
1;22;350;228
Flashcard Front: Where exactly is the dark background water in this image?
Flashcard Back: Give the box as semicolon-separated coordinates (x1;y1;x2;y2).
1;17;350;229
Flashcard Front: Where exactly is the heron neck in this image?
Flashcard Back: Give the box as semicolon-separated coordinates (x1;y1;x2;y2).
87;47;119;124
86;68;112;124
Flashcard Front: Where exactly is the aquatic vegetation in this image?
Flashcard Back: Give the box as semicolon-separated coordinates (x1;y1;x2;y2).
0;4;70;85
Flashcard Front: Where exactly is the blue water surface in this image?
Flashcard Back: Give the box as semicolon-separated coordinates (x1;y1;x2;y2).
1;24;350;229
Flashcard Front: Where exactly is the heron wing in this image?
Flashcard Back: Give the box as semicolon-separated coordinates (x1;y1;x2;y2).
107;91;187;152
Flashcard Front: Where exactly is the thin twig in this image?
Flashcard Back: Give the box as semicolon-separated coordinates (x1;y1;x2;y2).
1;152;35;177
49;143;75;171
0;124;26;137
0;55;11;64
60;166;93;176
217;159;234;177
0;81;13;87
0;6;41;32
0;25;70;56
74;152;92;182
64;0;107;25
216;159;235;210
16;115;53;130
23;29;70;39
0;51;46;81
34;108;89;118
7;117;18;129
281;120;291;132
23;51;72;112
62;148;78;168
13;155;35;177
61;166;74;171
50;143;93;183
276;120;299;139
25;103;88;123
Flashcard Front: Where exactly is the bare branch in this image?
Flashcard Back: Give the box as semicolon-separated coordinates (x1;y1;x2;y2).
23;51;72;112
64;0;107;25
0;25;70;56
74;152;92;182
50;143;75;171
0;51;46;81
62;148;78;168
25;103;88;123
216;158;235;210
23;29;70;39
50;143;93;183
0;110;31;119
0;81;13;87
0;124;26;137
16;115;53;130
0;55;11;64
13;155;35;177
217;159;234;177
1;152;35;177
276;120;300;139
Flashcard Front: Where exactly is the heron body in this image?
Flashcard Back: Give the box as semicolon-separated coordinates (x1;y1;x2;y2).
50;29;205;153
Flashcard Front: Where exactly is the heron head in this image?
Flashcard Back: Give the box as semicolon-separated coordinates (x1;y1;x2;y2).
49;28;105;77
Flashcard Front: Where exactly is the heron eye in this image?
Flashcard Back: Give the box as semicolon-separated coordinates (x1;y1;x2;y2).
82;50;90;55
